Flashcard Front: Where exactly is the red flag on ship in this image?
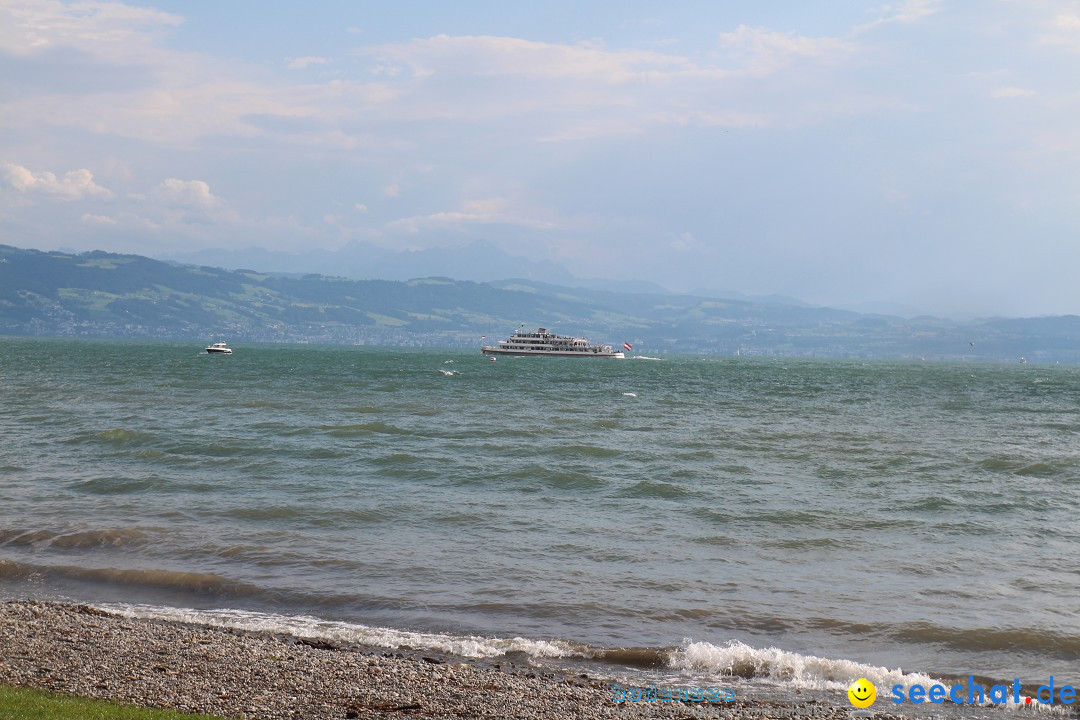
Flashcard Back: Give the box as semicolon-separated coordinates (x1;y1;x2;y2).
623;342;632;351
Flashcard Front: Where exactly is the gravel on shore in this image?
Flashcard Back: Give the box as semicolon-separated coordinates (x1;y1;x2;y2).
0;600;891;719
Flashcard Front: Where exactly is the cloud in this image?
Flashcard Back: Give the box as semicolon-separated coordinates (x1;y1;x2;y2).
353;29;867;142
0;45;156;99
151;178;221;208
386;197;555;235
1039;13;1080;49
81;213;116;224
287;56;330;70
858;0;943;31
1053;13;1080;32
2;163;113;199
0;1;331;147
368;34;701;84
991;86;1036;99
0;0;183;56
669;231;702;252
716;25;856;73
881;0;942;23
0;2;862;156
462;198;506;214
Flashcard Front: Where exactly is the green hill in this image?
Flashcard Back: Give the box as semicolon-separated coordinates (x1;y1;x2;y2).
2;244;1078;361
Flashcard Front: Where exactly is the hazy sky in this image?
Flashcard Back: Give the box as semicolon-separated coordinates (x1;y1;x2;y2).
2;1;1079;317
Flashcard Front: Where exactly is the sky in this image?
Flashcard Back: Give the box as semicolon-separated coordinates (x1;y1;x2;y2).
2;0;1080;318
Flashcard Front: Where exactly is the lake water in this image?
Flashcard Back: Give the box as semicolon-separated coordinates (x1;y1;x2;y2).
2;337;1078;702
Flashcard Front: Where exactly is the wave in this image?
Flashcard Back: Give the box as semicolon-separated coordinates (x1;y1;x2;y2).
559;445;620;460
5;594;1065;711
67;428;157;446
69;603;923;689
670;639;940;691
319;421;413;437
241;400;284;409
0;528;149;549
97;603;671;671
69;476;162;494
887;622;1080;658
94;603;1056;709
617;480;690;500
977;456;1074;478
99;603;578;660
498;464;608;491
671;640;1069;711
0;560;261;598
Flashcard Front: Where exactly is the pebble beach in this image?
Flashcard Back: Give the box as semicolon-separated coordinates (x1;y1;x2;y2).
0;601;877;720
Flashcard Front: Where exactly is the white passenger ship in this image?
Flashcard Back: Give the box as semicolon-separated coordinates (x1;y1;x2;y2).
481;327;625;358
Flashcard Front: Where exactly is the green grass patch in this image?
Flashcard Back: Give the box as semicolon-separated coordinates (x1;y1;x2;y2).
0;685;227;720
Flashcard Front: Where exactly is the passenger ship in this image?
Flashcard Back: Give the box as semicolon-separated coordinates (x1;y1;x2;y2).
481;327;625;358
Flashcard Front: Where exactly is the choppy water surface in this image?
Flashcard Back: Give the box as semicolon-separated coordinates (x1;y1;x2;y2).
2;337;1079;698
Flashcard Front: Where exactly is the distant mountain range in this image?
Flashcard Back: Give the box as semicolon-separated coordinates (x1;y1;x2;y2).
3;243;1080;361
162;240;577;286
161;240;676;297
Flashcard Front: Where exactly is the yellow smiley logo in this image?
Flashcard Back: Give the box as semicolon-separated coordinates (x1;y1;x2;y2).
848;678;876;708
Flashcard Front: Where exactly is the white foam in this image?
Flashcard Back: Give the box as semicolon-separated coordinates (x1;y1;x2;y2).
439;369;459;376
93;604;1069;714
1005;696;1065;712
670;639;940;692
98;603;571;659
631;356;663;361
669;640;1073;713
622;392;637;397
